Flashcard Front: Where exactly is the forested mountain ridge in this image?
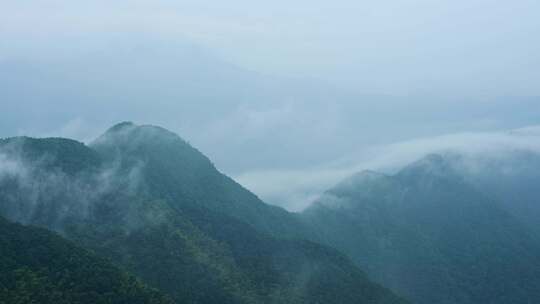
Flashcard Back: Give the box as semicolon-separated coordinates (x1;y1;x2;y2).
0;122;408;304
302;153;540;304
89;121;314;239
440;151;540;236
3;122;539;304
0;215;173;304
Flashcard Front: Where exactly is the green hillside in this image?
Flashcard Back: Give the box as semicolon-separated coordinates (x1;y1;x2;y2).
0;216;172;304
303;154;540;304
0;123;408;304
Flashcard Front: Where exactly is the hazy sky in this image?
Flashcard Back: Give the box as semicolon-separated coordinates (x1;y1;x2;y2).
3;0;540;95
1;0;540;210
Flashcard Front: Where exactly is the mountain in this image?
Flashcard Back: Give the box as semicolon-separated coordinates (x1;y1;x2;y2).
0;123;408;304
302;154;540;304
89;122;314;239
444;150;540;235
5;34;540;183
0;215;172;304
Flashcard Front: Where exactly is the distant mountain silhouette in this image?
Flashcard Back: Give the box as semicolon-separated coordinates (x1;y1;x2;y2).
0;122;408;304
303;153;540;304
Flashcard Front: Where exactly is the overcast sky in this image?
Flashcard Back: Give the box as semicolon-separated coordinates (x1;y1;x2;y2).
1;0;540;210
3;0;540;95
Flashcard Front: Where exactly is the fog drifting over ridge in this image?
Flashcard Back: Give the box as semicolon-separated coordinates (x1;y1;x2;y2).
236;125;540;211
1;1;540;211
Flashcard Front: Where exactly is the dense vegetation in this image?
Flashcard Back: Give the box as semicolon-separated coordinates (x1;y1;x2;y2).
0;122;407;304
446;151;540;236
0;216;172;304
90;122;314;240
302;154;540;304
7;122;539;304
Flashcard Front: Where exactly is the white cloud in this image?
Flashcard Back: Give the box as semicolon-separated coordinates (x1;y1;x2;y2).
236;124;540;211
2;0;539;96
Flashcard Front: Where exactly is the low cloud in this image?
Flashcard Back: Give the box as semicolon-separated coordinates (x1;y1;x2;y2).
0;139;145;228
236;125;540;211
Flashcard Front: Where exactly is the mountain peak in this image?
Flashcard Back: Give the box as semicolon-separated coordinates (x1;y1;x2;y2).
332;170;389;191
0;136;100;175
351;169;387;181
395;153;469;192
398;153;452;177
410;153;446;168
107;121;136;133
92;122;186;149
317;170;398;208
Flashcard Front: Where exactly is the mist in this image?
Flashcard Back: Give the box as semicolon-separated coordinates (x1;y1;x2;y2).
1;0;540;211
237;125;540;210
0;132;153;232
3;3;540;303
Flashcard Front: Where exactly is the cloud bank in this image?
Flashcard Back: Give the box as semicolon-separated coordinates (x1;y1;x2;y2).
236;125;540;211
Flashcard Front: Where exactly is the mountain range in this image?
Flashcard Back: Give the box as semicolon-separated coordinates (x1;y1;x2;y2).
302;153;540;304
1;122;540;303
0;122;406;304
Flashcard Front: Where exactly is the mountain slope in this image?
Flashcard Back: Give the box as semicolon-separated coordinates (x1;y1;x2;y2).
89;122;314;240
302;154;540;304
0;215;172;304
444;150;540;235
0;123;408;304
